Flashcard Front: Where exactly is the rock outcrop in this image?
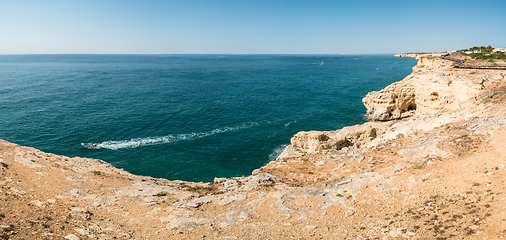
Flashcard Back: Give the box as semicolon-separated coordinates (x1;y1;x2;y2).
411;56;454;72
361;81;416;121
393;53;430;59
363;55;505;121
277;121;392;159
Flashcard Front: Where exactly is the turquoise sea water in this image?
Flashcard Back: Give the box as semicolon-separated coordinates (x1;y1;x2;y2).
0;55;416;182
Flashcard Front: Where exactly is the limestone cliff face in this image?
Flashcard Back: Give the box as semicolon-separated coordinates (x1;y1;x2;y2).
411;56;454;72
361;81;416;121
277;122;391;160
363;56;505;121
394;53;430;59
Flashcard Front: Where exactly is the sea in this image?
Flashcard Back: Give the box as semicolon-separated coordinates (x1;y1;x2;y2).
0;54;417;182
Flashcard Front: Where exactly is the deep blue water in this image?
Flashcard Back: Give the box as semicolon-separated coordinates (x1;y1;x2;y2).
0;54;416;182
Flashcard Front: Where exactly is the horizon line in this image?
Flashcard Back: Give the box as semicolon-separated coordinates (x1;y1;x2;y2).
0;53;401;56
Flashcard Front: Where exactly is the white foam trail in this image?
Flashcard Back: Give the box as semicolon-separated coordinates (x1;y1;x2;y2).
268;144;289;161
97;122;258;150
284;120;296;127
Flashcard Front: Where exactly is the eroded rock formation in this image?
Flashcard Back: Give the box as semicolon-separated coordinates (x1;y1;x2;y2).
363;56;505;121
277;121;391;159
362;81;416;121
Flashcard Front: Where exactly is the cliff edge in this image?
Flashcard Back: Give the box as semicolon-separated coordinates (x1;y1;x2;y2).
1;55;506;239
363;55;503;121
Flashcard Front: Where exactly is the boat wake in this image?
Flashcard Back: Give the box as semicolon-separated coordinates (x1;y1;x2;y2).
268;144;288;161
96;122;258;150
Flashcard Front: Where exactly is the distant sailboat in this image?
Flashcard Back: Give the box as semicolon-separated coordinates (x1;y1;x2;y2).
321;60;324;65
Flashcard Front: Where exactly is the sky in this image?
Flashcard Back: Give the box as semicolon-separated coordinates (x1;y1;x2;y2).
1;0;505;54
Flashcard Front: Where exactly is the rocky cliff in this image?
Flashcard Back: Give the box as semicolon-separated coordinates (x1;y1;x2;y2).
363;55;505;121
277;121;392;159
2;54;506;239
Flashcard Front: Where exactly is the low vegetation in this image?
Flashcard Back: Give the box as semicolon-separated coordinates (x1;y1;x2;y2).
458;45;506;60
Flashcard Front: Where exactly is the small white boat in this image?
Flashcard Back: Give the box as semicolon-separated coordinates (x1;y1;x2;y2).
321;60;324;65
81;143;99;149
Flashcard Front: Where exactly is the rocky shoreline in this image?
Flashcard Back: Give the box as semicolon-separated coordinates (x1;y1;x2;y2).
1;54;506;239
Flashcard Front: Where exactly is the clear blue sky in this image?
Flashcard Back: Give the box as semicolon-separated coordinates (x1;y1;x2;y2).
1;0;505;54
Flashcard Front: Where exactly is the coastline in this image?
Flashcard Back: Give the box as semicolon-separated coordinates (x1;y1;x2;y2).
2;54;506;239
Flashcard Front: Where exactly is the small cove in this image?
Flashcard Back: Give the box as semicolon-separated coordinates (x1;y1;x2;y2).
0;54;417;182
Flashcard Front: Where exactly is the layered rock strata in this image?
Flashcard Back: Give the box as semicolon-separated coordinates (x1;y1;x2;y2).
362;55;505;121
361;81;416;121
277;121;392;159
